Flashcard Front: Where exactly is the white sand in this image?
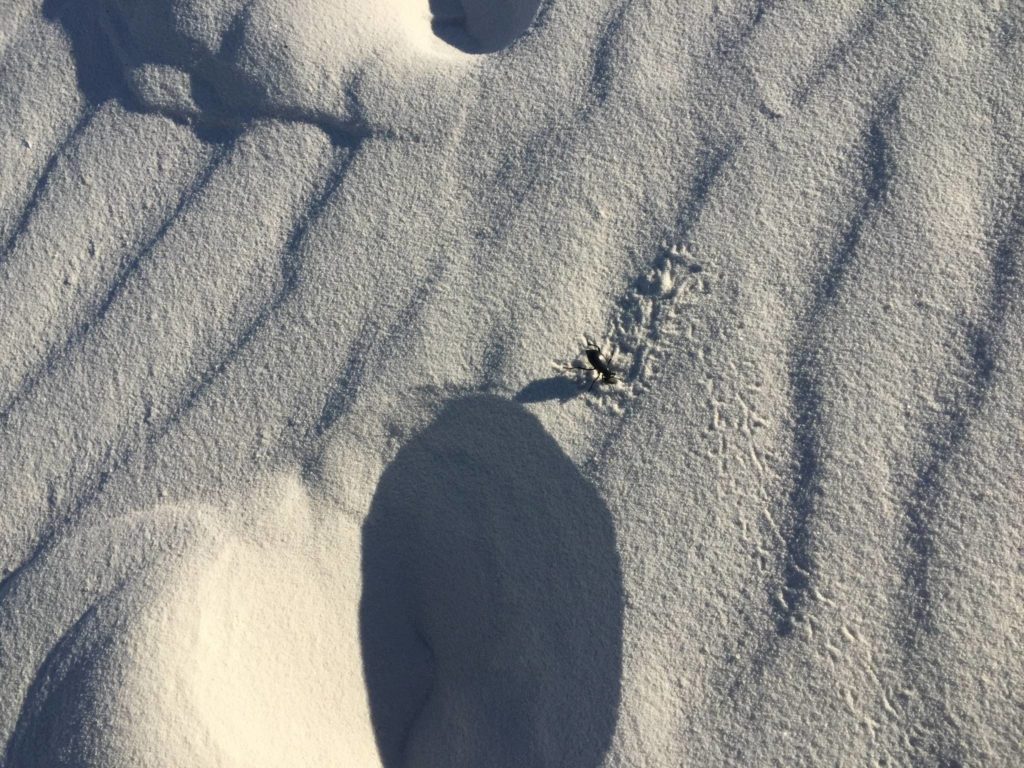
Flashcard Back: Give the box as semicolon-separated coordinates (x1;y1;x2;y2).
1;0;1023;765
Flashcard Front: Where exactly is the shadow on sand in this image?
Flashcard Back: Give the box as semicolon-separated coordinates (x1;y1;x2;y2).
514;375;583;404
360;395;623;767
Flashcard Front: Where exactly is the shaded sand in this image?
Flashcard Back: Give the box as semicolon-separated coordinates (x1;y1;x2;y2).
361;396;621;766
2;0;1024;765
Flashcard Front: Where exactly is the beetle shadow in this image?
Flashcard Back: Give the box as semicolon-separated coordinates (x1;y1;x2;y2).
360;395;623;767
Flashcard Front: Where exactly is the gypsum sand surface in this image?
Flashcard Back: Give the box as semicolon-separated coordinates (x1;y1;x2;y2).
1;0;1023;765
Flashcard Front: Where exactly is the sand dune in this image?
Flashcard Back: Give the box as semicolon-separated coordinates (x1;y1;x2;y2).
2;0;1023;765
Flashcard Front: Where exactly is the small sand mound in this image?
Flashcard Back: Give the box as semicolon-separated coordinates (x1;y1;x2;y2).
6;477;379;767
86;0;539;132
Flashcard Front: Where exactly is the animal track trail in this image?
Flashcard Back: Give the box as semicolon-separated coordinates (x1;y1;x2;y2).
571;243;710;414
704;368;776;503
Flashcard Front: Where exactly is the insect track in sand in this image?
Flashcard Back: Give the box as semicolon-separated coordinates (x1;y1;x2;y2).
578;243;710;414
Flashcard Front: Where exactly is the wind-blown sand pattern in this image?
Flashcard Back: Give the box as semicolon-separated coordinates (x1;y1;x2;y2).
1;0;1023;765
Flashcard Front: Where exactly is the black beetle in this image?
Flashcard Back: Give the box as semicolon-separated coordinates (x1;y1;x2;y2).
565;342;618;392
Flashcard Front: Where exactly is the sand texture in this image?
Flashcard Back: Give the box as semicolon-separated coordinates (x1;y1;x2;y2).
1;0;1023;765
